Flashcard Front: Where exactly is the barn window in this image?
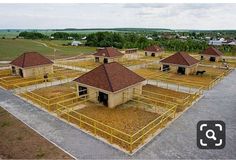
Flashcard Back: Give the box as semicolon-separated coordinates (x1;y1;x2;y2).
79;86;87;96
95;57;99;62
163;65;170;71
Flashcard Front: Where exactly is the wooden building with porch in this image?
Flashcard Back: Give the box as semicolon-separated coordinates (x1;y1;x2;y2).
9;52;53;78
144;45;163;57
200;46;223;62
74;62;145;108
93;47;124;64
160;52;199;75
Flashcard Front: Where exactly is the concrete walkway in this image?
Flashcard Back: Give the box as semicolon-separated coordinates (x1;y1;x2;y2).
0;70;235;159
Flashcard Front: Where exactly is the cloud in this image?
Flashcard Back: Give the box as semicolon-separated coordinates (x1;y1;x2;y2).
0;3;235;30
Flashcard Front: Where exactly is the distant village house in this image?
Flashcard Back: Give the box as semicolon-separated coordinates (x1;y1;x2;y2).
71;41;82;46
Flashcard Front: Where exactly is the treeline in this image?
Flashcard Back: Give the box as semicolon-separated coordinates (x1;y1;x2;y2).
156;39;208;52
85;32;152;49
18;32;48;39
17;31;235;54
85;32;209;51
18;31;86;40
51;32;86;40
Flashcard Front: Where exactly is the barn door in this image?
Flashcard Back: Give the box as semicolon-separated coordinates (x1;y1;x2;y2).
19;69;23;77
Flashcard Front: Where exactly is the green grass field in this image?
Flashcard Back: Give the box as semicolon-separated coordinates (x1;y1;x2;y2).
0;39;96;60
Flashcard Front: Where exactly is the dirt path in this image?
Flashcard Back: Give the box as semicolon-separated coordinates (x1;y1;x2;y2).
0;107;73;159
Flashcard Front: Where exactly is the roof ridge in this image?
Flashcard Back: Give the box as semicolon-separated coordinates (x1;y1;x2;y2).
22;52;27;68
105;47;109;57
103;64;114;92
179;52;191;66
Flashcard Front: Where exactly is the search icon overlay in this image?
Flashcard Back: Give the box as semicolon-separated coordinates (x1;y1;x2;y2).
197;121;225;149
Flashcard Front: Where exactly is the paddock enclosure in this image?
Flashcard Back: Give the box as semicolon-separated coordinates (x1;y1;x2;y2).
0;66;83;90
20;81;200;153
1;48;234;154
134;64;232;89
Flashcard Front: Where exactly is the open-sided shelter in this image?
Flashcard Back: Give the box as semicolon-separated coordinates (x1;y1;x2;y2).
125;48;138;54
74;62;145;108
9;52;53;78
93;47;124;64
144;45;163;57
160;52;199;75
200;46;224;62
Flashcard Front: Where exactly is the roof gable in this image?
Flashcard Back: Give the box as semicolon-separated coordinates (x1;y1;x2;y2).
10;52;53;68
93;47;124;57
144;45;163;52
160;52;199;66
74;62;145;92
201;47;223;56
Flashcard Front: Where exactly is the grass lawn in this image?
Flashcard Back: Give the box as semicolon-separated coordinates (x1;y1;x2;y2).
0;39;96;61
0;107;73;159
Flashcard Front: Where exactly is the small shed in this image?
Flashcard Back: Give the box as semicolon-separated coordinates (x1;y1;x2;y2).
74;62;145;108
125;48;138;54
160;52;199;75
200;47;223;62
93;47;124;63
144;45;163;57
9;52;53;78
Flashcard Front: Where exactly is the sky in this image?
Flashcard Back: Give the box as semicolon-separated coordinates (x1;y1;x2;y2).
0;3;236;30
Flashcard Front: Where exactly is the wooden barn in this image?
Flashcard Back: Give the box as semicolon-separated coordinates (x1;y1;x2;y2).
74;62;145;108
9;52;53;78
200;47;224;62
144;45;163;57
160;52;199;75
93;47;124;63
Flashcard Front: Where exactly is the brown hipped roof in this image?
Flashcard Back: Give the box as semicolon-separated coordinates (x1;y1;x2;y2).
93;47;124;57
74;62;145;92
160;52;199;66
201;47;223;56
10;52;53;68
144;45;163;52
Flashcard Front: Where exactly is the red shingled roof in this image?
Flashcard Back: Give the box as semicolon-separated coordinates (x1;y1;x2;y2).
93;47;124;57
144;45;163;52
201;47;223;56
160;52;199;66
10;52;53;68
74;62;145;92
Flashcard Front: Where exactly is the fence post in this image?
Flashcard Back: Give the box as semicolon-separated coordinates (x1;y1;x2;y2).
110;129;113;143
129;136;133;153
79;114;82;127
94;121;97;135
